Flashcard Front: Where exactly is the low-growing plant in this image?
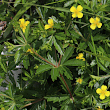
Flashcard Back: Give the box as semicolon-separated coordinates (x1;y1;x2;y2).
0;0;110;110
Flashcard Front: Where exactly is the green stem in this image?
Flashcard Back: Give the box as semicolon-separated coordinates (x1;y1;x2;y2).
91;35;99;76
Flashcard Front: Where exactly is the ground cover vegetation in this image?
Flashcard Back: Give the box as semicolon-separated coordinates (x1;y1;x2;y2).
0;0;110;109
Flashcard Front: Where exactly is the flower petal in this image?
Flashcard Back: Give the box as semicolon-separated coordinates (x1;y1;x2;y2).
76;56;79;59
48;19;53;25
96;17;100;22
77;12;83;18
19;18;25;24
77;5;83;11
78;53;83;58
25;21;30;26
89;18;95;23
70;6;76;12
23;28;25;33
96;88;102;94
101;85;107;91
105;91;110;97
100;94;105;100
90;24;96;30
97;23;102;28
45;24;51;30
72;13;77;18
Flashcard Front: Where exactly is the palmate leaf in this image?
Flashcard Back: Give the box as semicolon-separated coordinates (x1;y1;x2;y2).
35;64;53;75
63;59;85;66
61;46;74;64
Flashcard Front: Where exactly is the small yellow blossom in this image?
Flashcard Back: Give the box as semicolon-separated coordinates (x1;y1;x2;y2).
45;19;54;30
97;106;104;110
76;78;83;84
27;49;33;54
76;53;85;61
70;5;83;18
89;17;102;30
19;18;30;33
96;85;110;100
34;65;38;69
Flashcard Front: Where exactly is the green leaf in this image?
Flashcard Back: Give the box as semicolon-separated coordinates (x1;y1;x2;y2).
24;71;31;79
25;23;30;40
50;67;59;82
64;0;74;7
63;59;85;66
55;32;66;40
35;64;53;75
14;49;21;64
3;0;38;38
53;37;63;55
17;36;25;44
61;46;74;64
93;34;107;41
14;0;21;7
45;95;69;103
62;66;73;80
23;55;30;69
88;42;94;53
90;75;101;81
0;60;7;73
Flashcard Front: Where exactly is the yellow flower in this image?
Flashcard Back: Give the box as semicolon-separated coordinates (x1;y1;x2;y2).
76;53;85;61
76;78;83;84
96;85;110;100
45;19;54;30
27;49;33;54
97;106;104;110
70;5;83;18
19;18;30;33
89;17;102;30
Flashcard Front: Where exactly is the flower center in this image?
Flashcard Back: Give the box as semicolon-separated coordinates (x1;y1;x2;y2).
74;10;79;15
94;20;99;25
101;90;106;95
20;23;26;29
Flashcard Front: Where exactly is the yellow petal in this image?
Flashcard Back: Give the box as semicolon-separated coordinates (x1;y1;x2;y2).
97;23;102;28
76;56;79;59
100;94;105;100
19;18;25;24
78;53;83;58
96;17;100;22
105;91;110;97
45;24;51;30
77;12;83;18
101;85;107;91
82;58;85;61
23;28;25;33
48;19;53;25
72;13;77;18
77;5;83;11
70;6;76;12
89;18;95;23
96;88;102;94
90;24;96;30
25;21;30;26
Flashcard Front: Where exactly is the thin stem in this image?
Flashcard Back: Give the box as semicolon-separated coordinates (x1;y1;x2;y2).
31;48;56;67
20;31;27;44
91;35;99;76
58;55;62;67
20;98;44;109
67;18;73;30
60;73;74;102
